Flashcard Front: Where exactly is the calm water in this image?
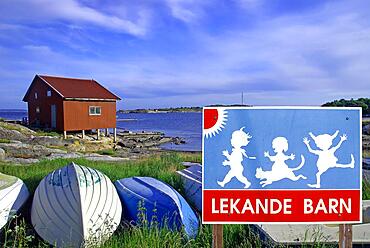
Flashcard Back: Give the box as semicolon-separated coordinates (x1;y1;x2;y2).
0;110;202;151
0;109;27;121
117;112;202;151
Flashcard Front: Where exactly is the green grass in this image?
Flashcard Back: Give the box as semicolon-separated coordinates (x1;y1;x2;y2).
1;152;367;247
0;152;264;248
0;122;24;133
46;145;69;152
34;130;60;137
363;149;370;158
0;121;60;137
0;152;199;193
0;138;10;143
99;224;261;248
364;178;370;200
97;149;117;156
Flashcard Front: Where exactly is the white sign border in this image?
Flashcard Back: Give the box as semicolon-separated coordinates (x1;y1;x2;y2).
201;106;363;224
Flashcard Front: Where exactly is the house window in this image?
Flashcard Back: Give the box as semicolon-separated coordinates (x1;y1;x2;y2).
36;107;40;113
47;90;52;97
89;106;101;116
34;92;38;99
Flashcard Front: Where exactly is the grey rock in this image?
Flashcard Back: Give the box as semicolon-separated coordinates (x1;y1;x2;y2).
68;134;95;141
46;152;82;160
143;142;156;147
0;148;5;160
157;137;173;145
84;153;129;162
364;169;370;183
0;126;28;141
117;140;137;149
0;143;66;159
9;140;22;144
131;148;143;154
364;200;370;224
364;158;370;170
5;157;39;164
0;143;31;158
33;145;66;157
30;136;71;147
173;137;186;145
363;124;370;135
115;149;135;157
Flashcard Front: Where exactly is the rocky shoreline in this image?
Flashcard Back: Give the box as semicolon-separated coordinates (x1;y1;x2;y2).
1;121;369;165
0;121;187;164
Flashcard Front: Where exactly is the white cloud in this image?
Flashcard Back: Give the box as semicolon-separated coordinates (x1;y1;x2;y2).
165;0;209;23
190;2;370;96
1;0;370;108
23;45;53;54
0;0;150;36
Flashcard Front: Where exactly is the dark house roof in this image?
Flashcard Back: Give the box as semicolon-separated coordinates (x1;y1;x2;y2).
23;75;121;101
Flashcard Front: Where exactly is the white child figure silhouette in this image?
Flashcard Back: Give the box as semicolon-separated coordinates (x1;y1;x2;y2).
255;137;306;187
217;127;255;188
303;130;355;188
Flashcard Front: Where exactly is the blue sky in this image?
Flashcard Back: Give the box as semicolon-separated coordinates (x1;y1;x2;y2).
0;0;369;110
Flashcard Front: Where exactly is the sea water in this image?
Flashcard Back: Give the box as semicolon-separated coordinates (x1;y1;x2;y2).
116;112;202;151
0;110;202;152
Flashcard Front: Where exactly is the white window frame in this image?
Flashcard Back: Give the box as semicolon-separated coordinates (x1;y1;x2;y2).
34;92;38;99
36;106;40;113
47;90;52;97
89;106;102;116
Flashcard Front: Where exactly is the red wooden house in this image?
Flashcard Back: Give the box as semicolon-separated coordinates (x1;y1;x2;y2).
23;75;121;139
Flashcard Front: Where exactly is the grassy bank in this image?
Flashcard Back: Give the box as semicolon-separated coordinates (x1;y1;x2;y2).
0;152;200;193
0;152;263;248
0;152;369;248
363;174;370;200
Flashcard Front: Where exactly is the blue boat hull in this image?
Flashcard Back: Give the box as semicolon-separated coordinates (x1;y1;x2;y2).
177;164;202;212
114;177;199;238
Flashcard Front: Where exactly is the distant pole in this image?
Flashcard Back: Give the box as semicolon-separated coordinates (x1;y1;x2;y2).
97;129;100;140
241;92;244;105
339;224;352;248
82;130;85;139
113;128;117;143
212;224;223;248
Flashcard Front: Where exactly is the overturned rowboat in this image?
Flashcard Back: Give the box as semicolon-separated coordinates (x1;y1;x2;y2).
0;173;29;230
31;162;122;247
176;163;202;212
115;177;199;238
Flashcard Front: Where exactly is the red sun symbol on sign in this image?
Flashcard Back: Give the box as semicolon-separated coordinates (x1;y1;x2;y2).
203;108;228;138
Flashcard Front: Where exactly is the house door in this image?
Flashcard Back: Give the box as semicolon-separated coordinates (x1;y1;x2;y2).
51;105;57;129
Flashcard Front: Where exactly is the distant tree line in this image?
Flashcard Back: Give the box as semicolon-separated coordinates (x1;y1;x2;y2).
117;104;251;114
322;98;370;115
117;106;202;113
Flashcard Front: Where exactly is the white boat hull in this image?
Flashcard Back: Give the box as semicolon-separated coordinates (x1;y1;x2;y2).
31;162;122;247
0;174;29;230
177;163;202;212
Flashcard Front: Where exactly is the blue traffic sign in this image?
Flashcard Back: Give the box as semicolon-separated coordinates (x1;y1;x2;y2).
203;107;361;190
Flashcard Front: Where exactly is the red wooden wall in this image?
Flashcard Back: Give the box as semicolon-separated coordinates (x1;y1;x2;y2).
25;77;117;132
